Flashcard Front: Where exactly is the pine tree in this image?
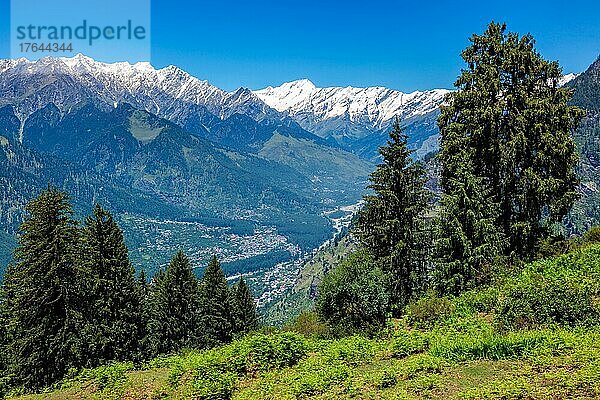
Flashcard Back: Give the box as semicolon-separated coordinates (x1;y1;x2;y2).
355;120;431;314
434;155;505;295
3;186;85;389
137;269;150;359
231;277;258;335
0;287;9;390
80;204;142;365
146;251;199;356
438;22;585;257
198;255;232;347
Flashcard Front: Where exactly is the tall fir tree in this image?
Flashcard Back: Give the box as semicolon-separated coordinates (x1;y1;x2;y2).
80;204;142;365
3;187;85;389
438;21;584;258
355;120;431;314
198;255;232;347
146;251;199;356
137;269;150;359
0;287;9;389
434;154;505;295
230;277;258;335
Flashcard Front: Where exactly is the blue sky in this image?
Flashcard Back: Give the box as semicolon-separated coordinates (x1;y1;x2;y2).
0;0;598;91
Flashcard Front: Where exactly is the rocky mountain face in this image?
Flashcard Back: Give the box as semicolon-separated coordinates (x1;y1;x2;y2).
567;56;600;233
254;79;450;159
568;57;600;112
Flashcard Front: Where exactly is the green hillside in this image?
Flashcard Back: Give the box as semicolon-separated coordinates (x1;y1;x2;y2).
263;233;357;326
10;242;600;400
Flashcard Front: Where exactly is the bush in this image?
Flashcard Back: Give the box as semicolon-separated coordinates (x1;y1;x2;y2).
192;369;236;400
323;336;378;366
390;330;428;358
496;275;599;330
453;287;499;316
316;251;389;336
227;332;309;374
284;311;331;338
405;293;455;328
584;226;600;244
492;245;600;330
374;369;397;389
292;357;350;397
166;332;310;398
73;361;134;392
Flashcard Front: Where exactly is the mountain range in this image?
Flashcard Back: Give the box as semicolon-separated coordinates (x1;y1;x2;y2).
0;54;595;310
255;79;449;159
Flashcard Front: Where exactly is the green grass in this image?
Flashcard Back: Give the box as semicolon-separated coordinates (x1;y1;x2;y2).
11;327;600;400
9;244;600;399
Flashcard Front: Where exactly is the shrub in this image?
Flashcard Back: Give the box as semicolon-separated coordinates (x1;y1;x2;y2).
453;287;499;316
323;336;378;366
496;275;599;330
493;245;600;330
316;251;389;336
374;369;397;389
584;226;600;244
166;332;310;397
390;330;428;358
284;311;331;339
536;236;575;258
292;357;350;397
192;369;236;400
405;293;455;328
227;332;309;374
75;361;134;392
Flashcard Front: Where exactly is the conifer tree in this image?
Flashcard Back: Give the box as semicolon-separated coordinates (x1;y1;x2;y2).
136;269;150;359
438;22;584;257
146;251;199;356
80;204;142;365
355;120;431;314
198;255;232;347
0;288;9;389
3;187;84;389
434;155;505;295
231;277;258;335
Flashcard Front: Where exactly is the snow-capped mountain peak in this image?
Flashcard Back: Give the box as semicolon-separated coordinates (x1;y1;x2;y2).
0;55;283;125
254;80;449;141
559;73;579;87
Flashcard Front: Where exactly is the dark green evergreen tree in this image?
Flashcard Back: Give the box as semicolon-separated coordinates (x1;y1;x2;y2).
355;120;431;314
198;255;232;347
146;251;199;356
3;187;84;389
80;204;142;365
136;269;150;359
434;155;505;295
438;21;585;257
0;288;9;394
230;277;258;335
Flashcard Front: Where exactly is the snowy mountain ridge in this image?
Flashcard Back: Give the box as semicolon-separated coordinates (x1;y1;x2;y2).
0;55;580;160
0;54;281;126
254;79;450;139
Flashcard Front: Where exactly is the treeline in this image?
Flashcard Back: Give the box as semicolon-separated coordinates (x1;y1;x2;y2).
0;190;258;391
316;22;586;334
